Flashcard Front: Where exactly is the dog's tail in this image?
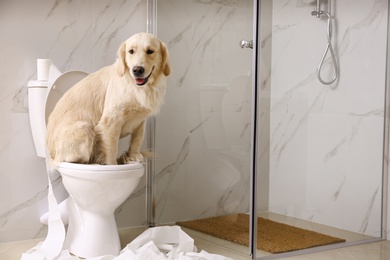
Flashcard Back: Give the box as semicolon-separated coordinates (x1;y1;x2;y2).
47;157;59;169
141;150;155;159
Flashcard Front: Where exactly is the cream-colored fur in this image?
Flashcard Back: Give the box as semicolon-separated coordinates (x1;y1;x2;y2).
46;33;170;165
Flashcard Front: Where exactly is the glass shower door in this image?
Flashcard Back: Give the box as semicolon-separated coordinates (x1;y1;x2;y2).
255;0;388;259
153;0;255;258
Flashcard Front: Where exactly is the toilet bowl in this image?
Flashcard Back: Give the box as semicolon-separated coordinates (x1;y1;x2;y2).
59;162;144;258
28;60;145;258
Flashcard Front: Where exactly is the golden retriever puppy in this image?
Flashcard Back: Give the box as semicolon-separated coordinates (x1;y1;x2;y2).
46;33;170;165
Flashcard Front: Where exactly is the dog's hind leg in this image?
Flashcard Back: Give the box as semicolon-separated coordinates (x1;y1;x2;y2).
55;121;95;164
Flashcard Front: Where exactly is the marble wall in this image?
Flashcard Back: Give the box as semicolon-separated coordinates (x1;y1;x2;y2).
0;0;147;242
268;0;388;237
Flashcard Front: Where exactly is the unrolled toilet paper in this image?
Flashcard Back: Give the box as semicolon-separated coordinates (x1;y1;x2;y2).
21;165;66;260
23;220;233;260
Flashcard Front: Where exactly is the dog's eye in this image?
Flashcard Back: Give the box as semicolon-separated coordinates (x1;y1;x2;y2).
146;49;154;55
129;49;134;54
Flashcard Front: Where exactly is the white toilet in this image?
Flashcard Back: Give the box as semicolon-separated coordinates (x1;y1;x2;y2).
28;59;145;258
60;162;143;258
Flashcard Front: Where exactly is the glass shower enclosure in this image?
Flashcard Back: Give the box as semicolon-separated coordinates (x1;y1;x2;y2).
146;0;389;259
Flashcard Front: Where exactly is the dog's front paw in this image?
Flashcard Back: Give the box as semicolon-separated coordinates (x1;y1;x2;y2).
129;152;144;163
118;152;143;164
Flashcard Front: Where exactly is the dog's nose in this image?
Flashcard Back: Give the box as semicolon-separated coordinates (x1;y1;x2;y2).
132;66;145;77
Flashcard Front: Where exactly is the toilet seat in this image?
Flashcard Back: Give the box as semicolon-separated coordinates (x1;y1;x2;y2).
58;162;143;171
58;162;144;179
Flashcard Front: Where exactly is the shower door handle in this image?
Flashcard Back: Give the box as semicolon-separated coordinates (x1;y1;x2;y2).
240;39;253;49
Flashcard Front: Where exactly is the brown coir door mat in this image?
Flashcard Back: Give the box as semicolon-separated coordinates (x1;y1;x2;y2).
177;213;346;254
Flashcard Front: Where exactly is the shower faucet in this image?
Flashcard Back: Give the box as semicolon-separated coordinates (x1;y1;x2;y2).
311;10;323;17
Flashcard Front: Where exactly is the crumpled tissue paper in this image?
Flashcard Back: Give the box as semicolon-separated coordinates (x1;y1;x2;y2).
22;226;233;260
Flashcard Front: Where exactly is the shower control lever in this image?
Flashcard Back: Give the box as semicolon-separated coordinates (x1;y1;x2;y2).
240;39;253;49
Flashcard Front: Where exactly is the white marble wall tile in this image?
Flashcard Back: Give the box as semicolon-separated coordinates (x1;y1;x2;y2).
0;0;147;242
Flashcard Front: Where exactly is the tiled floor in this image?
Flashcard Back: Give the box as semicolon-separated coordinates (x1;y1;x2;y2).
177;211;388;259
183;227;390;260
1;213;388;260
1;228;390;260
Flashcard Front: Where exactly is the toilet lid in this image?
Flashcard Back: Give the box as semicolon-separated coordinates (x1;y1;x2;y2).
45;71;89;124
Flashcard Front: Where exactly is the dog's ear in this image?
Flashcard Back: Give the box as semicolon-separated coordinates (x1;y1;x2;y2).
116;41;127;76
160;41;171;76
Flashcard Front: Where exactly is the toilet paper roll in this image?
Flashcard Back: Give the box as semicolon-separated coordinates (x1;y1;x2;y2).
37;59;52;81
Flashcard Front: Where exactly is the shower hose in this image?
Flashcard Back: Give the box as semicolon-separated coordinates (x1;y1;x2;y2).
314;11;339;85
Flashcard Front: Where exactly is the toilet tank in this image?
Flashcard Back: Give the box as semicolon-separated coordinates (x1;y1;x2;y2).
28;80;48;158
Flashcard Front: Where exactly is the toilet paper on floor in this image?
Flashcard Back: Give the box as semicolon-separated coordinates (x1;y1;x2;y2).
93;226;233;260
118;226;233;260
23;224;233;260
123;226;193;254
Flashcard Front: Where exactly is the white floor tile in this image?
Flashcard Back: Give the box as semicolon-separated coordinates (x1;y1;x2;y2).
1;225;388;260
